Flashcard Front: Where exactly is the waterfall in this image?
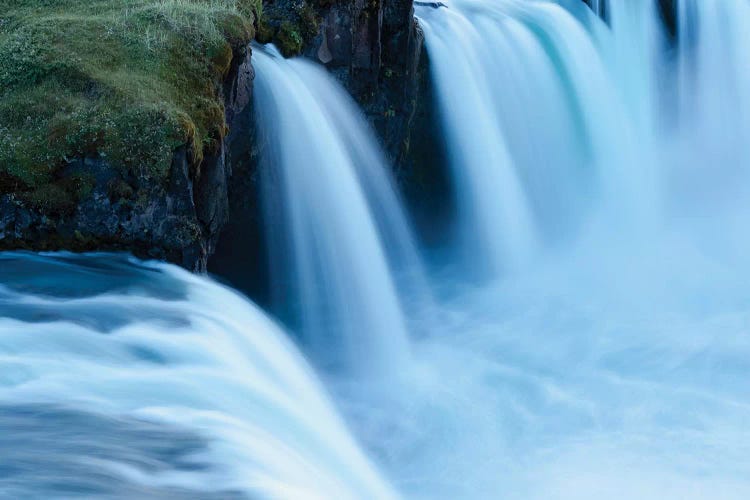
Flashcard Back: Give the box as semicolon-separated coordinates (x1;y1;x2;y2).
252;46;425;374
417;5;538;276
590;0;604;17
606;1;662;131
5;1;750;499
418;0;657;279
360;1;750;498
0;253;396;499
674;0;750;190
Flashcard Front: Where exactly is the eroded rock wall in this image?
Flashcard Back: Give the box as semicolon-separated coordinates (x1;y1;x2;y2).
258;0;423;167
0;45;256;272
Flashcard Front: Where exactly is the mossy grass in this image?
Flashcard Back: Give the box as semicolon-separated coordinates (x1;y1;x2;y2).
256;0;319;58
0;0;260;194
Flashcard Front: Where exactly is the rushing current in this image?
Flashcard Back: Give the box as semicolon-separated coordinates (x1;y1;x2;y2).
0;253;395;499
4;0;750;499
252;46;428;375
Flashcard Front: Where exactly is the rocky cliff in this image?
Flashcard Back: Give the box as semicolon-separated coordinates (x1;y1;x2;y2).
0;1;260;271
209;0;425;289
256;0;423;167
1;0;422;272
2;0;680;273
0;46;255;271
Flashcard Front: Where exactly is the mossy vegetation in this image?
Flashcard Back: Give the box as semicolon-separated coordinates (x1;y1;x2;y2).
277;21;304;57
256;0;320;57
0;0;260;196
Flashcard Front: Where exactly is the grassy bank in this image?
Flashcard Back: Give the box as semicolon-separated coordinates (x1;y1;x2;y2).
0;0;259;200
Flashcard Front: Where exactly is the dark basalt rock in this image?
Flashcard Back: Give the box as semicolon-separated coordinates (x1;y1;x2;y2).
1;1;423;275
0;46;256;272
399;49;455;248
317;0;423;168
207;59;268;300
258;0;424;168
207;0;425;295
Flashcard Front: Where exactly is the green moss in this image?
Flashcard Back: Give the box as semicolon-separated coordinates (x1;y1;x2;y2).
256;0;321;58
19;183;75;214
208;39;234;76
0;0;259;192
256;18;276;44
298;4;319;41
107;178;135;202
277;21;303;57
59;171;96;200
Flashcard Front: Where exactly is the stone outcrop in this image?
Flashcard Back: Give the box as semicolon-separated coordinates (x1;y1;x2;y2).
1;0;423;273
207;0;424;290
0;45;255;272
258;0;423;168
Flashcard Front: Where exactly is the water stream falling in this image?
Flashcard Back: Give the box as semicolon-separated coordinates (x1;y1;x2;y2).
418;0;658;278
3;1;750;499
365;0;750;497
673;0;750;196
252;46;426;374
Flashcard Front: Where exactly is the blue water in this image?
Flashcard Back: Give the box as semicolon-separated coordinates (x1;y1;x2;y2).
4;0;750;498
0;253;395;499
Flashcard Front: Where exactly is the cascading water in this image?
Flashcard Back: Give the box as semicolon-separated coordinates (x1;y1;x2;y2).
0;253;396;499
252;46;425;374
331;0;750;498
418;0;658;278
5;1;750;499
417;5;538;276
672;0;750;203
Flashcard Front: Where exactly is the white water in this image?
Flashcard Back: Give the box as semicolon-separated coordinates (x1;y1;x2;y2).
345;0;750;498
0;253;396;499
418;0;658;277
253;46;426;374
673;0;750;200
4;1;750;499
418;5;538;275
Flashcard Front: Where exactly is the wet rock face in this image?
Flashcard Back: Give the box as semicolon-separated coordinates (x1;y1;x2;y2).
1;151;202;270
0;46;256;272
1;1;420;272
259;0;423;167
314;0;423;167
208;0;423;294
399;49;455;248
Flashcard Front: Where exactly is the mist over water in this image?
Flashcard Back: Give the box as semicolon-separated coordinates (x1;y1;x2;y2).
3;0;750;499
374;0;750;497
